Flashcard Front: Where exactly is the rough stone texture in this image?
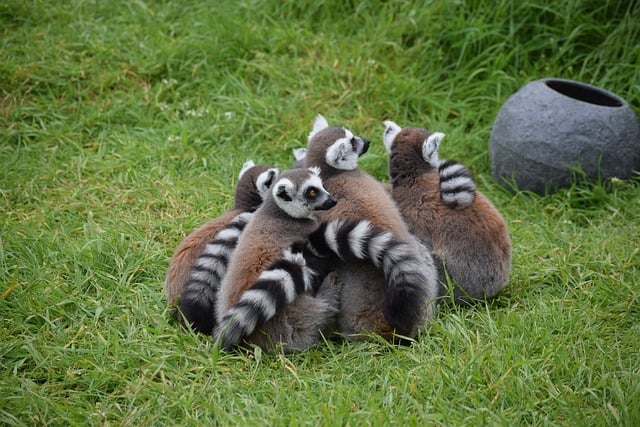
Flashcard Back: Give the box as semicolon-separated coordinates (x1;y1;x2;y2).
490;78;640;194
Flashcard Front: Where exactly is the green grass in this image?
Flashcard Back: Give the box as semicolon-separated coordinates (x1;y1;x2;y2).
1;0;639;425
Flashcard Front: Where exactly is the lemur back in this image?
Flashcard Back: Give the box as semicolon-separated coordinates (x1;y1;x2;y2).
383;121;512;302
304;115;439;341
215;167;340;351
164;161;279;334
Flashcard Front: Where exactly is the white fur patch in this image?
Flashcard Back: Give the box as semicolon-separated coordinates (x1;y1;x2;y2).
324;220;343;257
382;121;401;152
280;203;310;219
281;248;306;265
259;269;297;303
301;265;316;292
203;242;232;259
368;231;394;267
305;173;324;190
233;212;254;224
308;114;329;141
239;289;277;320
292;148;307;161
326;139;358;170
215;227;242;242
442;192;475;207
348;220;373;259
439;163;466;179
195;253;225;272
422;132;445;165
307;166;321;177
440;175;473;192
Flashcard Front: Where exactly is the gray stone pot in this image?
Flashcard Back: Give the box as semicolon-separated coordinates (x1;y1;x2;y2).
489;78;640;194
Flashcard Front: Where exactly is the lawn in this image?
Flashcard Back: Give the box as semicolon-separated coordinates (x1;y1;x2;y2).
1;0;639;425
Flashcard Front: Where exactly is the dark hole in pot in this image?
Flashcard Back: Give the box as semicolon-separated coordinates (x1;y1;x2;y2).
545;80;623;107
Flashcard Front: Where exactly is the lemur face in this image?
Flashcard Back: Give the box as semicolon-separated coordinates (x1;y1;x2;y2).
307;114;370;171
273;168;337;218
325;127;370;170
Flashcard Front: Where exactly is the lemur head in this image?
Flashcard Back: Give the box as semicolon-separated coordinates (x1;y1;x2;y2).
382;121;446;180
271;167;337;219
305;115;370;174
234;160;281;211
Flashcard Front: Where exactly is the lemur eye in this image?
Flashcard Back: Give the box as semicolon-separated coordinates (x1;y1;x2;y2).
350;137;357;150
305;187;318;198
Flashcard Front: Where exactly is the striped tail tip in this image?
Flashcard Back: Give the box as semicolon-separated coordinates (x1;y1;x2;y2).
438;160;476;209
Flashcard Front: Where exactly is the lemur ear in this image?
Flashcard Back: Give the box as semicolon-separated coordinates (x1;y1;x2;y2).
256;167;280;195
308;166;321;176
239;160;255;179
274;179;294;202
308;114;329;141
382;120;402;152
422;132;446;166
292;147;307;161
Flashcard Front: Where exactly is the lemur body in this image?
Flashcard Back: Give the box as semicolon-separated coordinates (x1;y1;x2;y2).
215;167;340;351
164;161;279;334
304;115;439;340
383;122;512;302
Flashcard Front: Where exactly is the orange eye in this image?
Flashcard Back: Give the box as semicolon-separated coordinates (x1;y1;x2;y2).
306;188;318;198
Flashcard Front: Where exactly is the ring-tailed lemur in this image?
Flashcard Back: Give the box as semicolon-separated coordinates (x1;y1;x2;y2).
215;167;341;352
164;161;279;334
304;115;439;341
383;121;512;302
215;214;437;349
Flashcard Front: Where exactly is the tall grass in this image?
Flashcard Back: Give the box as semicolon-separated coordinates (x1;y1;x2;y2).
1;0;639;425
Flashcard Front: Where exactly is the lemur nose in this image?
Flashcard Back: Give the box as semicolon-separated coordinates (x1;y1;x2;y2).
361;139;370;154
319;195;338;211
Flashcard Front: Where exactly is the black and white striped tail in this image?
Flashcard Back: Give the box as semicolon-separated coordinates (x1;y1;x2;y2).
214;244;317;349
215;219;434;349
438;160;476;209
178;212;253;335
309;219;433;338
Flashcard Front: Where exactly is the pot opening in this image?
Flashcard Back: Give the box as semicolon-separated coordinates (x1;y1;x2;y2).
545;80;623;107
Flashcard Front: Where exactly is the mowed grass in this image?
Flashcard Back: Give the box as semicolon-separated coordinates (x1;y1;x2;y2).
1;0;639;425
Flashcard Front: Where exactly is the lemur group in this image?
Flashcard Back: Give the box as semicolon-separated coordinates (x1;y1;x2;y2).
164;115;512;352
